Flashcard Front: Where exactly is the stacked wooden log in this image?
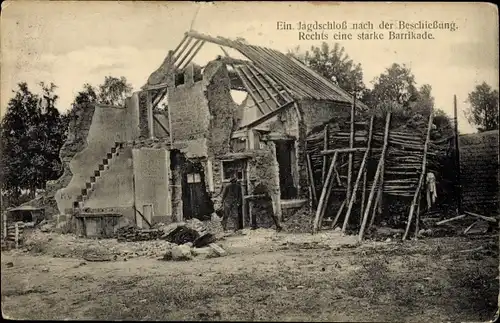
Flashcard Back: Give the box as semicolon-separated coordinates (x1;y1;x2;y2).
116;226;163;242
373;130;426;198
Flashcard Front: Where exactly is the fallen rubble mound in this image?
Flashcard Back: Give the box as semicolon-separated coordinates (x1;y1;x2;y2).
115;218;217;248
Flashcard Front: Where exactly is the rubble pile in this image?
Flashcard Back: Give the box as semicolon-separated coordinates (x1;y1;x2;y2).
158;218;216;248
116;226;163;242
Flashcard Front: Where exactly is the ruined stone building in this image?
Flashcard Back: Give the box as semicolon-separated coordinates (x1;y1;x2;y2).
54;31;366;231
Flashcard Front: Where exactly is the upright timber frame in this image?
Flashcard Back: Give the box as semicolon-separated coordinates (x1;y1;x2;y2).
310;105;436;242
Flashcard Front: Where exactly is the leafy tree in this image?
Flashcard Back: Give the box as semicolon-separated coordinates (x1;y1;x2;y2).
465;82;499;132
73;83;98;106
288;42;365;95
365;63;418;110
0;82;67;201
97;76;133;106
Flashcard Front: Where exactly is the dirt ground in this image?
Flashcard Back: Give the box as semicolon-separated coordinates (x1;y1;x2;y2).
1;228;499;322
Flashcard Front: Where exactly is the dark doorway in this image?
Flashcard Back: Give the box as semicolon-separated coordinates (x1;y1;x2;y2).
182;161;213;221
221;159;247;230
275;140;297;199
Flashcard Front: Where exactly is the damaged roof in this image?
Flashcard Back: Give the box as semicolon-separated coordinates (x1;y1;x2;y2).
145;31;366;106
143;31;370;130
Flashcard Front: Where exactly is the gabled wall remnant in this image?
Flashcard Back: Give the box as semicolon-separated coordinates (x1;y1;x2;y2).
55;100;139;215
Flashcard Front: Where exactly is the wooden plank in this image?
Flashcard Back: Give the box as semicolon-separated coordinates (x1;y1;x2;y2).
172;33;189;57
144;82;169;91
230;43;301;99
289;55;355;104
464;211;497;223
306;152;318;206
358;113;391;241
322;124;329;185
179;41;205;71
342;115;375;233
376;157;386;217
331;199;346;229
403;112;434;240
176;39;202;70
346;97;355;204
436;214;466;225
240;101;294;130
414;191;421;239
321;147;378;155
250;46;313;99
133;205;152;229
464;220;479;234
239;65;273;113
312;151;338;234
146;90;154;139
219;48;264;116
234;66;267;115
152;89;168;109
369;181;382;229
153;114;170;136
252;65;294;102
173;36;194;67
266;47;335;100
246;64;281;107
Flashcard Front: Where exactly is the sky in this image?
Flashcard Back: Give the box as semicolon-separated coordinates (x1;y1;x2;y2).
1;1;498;133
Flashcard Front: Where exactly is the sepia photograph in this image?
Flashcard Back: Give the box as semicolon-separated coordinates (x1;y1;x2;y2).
1;1;499;321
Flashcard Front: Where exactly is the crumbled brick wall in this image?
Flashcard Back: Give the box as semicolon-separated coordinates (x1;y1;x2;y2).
247;144;282;221
204;61;238;158
169;81;210;141
459;130;499;215
138;91;149;139
211;159;224;211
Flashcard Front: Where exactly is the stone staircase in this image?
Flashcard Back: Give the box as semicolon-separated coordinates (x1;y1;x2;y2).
72;142;124;210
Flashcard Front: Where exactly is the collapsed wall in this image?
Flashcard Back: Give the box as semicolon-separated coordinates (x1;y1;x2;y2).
55;98;140;215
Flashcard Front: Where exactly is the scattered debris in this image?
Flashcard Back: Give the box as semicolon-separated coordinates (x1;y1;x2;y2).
191;247;215;258
83;254;113;262
171;244;193;261
116;226;163;242
208;243;227;257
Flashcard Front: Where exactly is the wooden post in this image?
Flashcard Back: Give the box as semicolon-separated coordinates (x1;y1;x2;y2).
312;151;338;234
342;115;375;233
346;96;355;202
414;191;421;239
306;152;318;206
368;180;381;229
403;111;434;240
453;94;463;214
322;124;329;185
15;222;19;249
375;161;385;215
241;181;248;229
360;167;368;222
358;113;391;241
146;90;154;139
2;211;6;239
331;199;346;229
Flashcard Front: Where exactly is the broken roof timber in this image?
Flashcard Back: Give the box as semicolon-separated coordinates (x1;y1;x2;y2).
185;30;358;103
